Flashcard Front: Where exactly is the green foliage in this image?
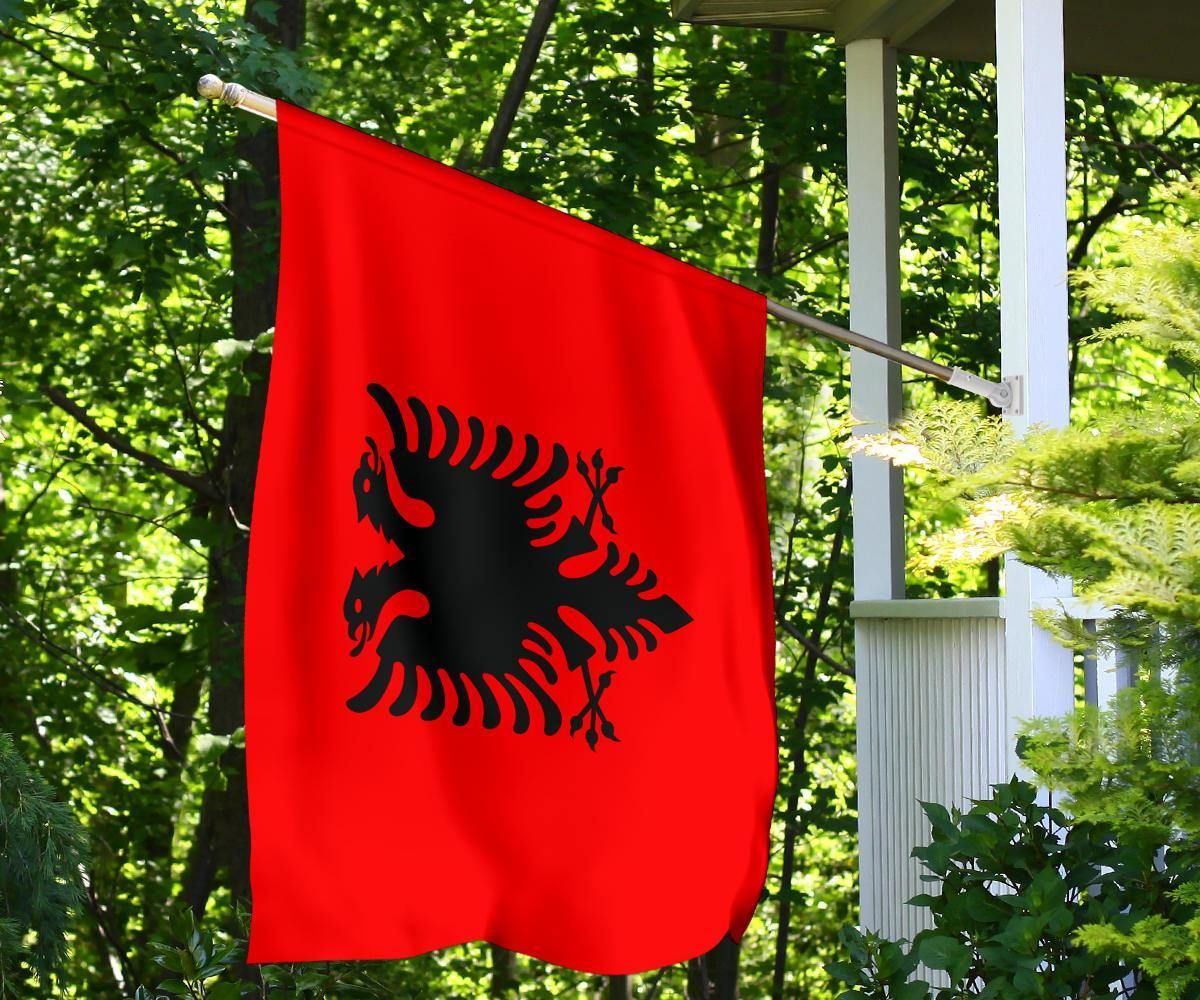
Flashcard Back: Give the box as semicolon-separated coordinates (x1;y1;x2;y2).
129;909;385;999
853;185;1200;623
2;3;868;993
0;731;86;996
2;0;1199;996
1019;645;1200;999
861;400;1200;598
828;779;1153;999
1078;182;1200;368
843;194;1200;998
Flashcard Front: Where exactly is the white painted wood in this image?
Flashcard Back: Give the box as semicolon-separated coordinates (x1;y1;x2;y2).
995;0;1075;776
887;0;956;46
676;1;1200;87
856;615;1009;938
833;0;957;45
833;0;905;39
851;597;1004;619
847;36;908;946
846;38;905;601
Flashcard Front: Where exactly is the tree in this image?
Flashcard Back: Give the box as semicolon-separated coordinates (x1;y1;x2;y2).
2;1;1198;995
0;732;86;996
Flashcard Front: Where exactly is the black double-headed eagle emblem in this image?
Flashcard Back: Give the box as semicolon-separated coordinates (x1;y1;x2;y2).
343;385;692;749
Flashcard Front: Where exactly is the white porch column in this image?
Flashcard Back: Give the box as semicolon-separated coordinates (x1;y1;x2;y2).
846;38;904;600
995;0;1075;774
846;37;905;937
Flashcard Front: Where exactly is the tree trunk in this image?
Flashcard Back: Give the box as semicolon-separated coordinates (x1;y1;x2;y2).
688;934;740;999
478;0;560;168
182;0;305;917
770;484;850;1000
0;470;13;605
489;944;519;997
607;974;633;1000
634;9;657;209
755;31;788;279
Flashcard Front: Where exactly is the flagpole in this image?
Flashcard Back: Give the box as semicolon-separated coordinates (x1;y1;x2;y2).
197;74;278;120
195;74;1018;413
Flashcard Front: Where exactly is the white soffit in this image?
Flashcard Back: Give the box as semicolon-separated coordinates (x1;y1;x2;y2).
673;0;1200;84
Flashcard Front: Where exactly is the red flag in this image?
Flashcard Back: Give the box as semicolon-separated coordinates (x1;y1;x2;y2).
244;102;776;974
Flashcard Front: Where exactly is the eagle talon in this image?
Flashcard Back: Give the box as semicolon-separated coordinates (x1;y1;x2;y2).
571;664;619;750
576;449;623;535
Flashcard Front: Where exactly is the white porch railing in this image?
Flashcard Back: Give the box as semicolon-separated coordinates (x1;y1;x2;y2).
853;597;1135;942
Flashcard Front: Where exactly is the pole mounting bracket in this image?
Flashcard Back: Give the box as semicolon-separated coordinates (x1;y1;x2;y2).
947;370;1023;414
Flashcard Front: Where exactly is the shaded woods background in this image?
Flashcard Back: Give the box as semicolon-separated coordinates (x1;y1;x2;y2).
1;1;1198;996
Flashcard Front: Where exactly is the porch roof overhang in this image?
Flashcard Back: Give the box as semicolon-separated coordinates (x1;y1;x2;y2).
671;0;1200;84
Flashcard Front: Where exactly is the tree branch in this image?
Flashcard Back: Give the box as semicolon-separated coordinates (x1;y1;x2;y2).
1070;190;1126;268
0;27;99;86
776;617;853;678
771;480;851;1000
0;597;193;755
476;0;560;169
80;866;137;992
40;385;218;500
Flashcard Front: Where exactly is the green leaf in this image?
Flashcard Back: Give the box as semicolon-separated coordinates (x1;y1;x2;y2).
1044;904;1074;935
213;338;254;364
826;960;862;985
964;889;1012;924
251;0;279;24
921;801;957;837
915;934;972;982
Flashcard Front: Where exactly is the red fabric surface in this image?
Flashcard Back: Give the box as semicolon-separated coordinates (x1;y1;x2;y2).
244;101;776;974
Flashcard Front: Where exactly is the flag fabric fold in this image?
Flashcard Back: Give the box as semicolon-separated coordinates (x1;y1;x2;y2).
244;101;776;974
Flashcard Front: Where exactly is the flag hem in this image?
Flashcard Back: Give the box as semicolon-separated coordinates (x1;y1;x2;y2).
274;101;764;314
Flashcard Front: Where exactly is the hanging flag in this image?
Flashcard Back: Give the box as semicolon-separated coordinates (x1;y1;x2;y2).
244;101;776;974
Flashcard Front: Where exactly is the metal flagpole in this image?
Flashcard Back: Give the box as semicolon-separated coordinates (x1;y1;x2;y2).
197;74;277;120
196;74;1020;413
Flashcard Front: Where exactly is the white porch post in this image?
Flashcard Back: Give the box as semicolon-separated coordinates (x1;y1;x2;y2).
995;0;1075;774
846;37;904;936
846;38;904;600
